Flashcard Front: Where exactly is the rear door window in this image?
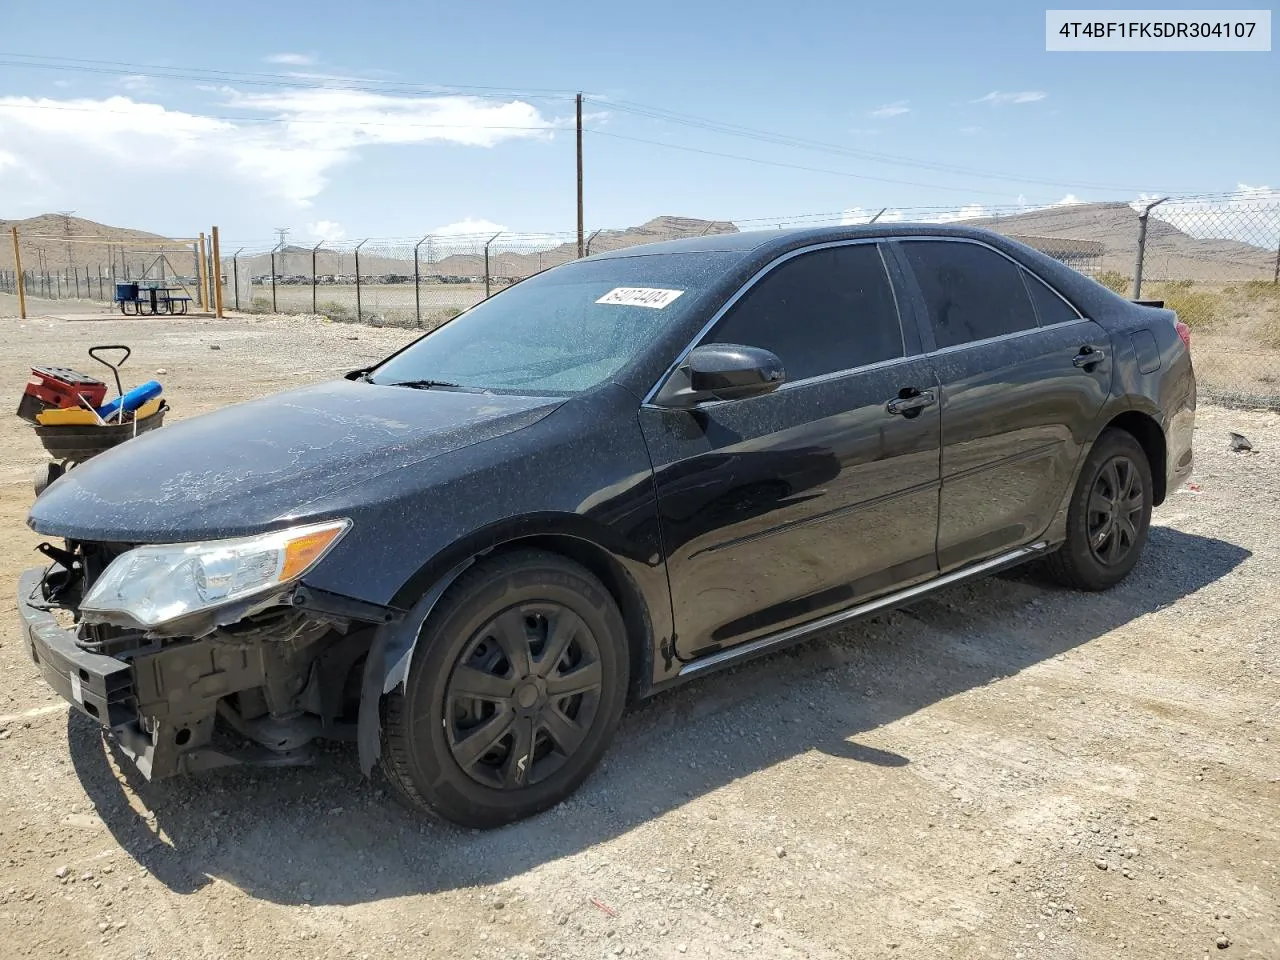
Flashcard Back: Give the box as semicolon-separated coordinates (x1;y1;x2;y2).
707;243;904;381
900;240;1037;349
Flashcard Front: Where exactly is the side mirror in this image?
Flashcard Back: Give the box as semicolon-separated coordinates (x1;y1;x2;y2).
656;343;785;408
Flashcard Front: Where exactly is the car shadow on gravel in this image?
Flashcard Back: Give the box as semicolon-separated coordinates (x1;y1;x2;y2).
69;525;1249;906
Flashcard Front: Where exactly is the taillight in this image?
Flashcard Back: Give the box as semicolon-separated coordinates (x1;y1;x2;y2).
1174;319;1191;349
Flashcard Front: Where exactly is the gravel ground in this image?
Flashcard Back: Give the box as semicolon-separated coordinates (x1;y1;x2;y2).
0;308;1276;959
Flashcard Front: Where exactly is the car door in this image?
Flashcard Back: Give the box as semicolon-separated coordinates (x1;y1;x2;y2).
891;238;1112;572
639;241;941;662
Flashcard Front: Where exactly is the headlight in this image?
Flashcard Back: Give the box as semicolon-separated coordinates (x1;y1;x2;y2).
80;520;351;627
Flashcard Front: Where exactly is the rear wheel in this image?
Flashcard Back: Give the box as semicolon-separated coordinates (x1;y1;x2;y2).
379;549;629;828
1040;429;1153;590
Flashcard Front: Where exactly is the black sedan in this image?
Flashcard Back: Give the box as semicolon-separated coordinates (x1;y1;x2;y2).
20;224;1195;827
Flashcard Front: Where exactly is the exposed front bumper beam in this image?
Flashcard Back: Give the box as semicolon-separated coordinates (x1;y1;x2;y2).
18;568;136;727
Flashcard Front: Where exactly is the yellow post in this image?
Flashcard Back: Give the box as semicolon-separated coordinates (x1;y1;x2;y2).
210;226;224;318
10;226;26;319
197;232;209;310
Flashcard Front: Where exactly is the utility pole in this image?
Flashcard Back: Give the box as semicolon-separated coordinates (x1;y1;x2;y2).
274;226;291;276
576;92;584;259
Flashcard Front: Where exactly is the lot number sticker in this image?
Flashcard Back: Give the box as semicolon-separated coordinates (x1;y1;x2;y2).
596;287;685;309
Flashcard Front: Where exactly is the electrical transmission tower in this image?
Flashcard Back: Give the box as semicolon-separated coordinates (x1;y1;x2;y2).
274;227;291;276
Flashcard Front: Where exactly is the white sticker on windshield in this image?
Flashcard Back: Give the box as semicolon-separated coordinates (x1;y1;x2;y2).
596;287;685;309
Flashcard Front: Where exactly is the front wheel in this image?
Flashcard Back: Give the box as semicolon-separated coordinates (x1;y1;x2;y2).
1040;428;1154;591
379;549;629;828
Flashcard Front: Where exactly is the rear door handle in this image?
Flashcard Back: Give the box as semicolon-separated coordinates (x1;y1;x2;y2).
1073;346;1107;368
886;389;936;417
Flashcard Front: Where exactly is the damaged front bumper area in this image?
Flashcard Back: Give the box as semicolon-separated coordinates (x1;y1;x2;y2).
18;565;391;780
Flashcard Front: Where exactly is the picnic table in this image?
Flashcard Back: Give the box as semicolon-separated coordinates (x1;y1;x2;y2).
114;282;193;316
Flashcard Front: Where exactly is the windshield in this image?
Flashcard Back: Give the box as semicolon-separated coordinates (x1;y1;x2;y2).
367;253;736;395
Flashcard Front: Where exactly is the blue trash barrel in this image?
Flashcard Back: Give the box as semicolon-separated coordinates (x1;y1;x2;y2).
114;282;139;302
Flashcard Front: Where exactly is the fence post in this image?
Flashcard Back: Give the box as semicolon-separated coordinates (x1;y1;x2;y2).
312;241;323;314
197;232;209;310
270;246;280;313
1132;197;1168;299
9;227;26;318
355;239;367;321
413;234;430;327
483;232;502;298
232;248;244;311
1273;232;1279;285
210;226;224;318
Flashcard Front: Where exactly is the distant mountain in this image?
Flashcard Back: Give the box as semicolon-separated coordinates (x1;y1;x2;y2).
0;213;194;278
4;206;1270;285
971;201;1275;281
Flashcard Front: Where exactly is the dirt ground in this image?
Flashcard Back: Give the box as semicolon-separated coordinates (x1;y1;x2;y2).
0;304;1276;960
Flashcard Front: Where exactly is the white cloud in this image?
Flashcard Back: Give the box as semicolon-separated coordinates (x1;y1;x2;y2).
868;100;910;118
52;79;71;89
971;91;1046;105
959;125;981;136
930;203;988;223
306;220;346;243
1053;193;1084;206
0;91;557;209
265;53;316;66
117;74;155;93
432;217;507;237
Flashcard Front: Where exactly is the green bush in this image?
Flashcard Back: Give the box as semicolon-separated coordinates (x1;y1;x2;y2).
251;296;273;313
1151;285;1223;328
318;300;355;322
1258;316;1280;349
1095;271;1130;294
1243;279;1280;301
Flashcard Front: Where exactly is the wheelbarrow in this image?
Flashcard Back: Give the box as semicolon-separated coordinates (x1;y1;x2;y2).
28;345;168;495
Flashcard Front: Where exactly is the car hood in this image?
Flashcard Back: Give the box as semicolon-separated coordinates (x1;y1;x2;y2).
28;379;563;542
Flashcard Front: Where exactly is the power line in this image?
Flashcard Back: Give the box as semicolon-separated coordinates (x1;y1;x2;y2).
0;100;564;133
0;53;578;102
583;127;1029;198
588;96;1187;195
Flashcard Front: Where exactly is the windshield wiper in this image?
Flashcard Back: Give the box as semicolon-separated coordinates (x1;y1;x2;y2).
380;378;464;390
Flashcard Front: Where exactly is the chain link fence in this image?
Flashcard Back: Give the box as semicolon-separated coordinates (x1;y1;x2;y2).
221;232;581;329
5;196;1279;407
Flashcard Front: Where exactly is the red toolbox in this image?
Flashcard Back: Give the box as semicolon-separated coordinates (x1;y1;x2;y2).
17;367;108;423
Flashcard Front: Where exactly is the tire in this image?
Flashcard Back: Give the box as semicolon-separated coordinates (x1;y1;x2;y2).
1040;428;1154;591
379;549;629;828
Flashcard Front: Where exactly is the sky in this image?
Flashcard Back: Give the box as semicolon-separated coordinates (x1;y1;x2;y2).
0;0;1275;249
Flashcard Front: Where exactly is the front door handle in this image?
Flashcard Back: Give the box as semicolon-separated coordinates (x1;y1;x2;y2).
1073;345;1107;368
886;389;936;417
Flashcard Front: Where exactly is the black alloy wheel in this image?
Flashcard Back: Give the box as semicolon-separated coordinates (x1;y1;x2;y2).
1086;455;1145;566
1039;428;1154;591
379;549;628;828
445;602;603;790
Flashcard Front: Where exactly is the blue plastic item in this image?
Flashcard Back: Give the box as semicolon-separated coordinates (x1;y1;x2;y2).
114;282;139;303
98;380;162;421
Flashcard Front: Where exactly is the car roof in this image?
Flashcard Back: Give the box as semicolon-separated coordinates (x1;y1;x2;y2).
586;223;1018;260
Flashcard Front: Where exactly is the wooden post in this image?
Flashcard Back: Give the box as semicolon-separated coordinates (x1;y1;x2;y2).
197;232;209;310
210;226;224;318
10;227;26;319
